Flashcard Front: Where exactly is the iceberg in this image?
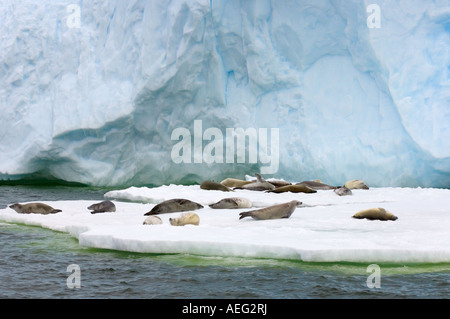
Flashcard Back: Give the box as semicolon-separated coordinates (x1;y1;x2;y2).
0;184;449;263
0;0;449;188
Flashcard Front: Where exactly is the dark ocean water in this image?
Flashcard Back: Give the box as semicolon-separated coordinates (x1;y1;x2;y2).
0;185;449;300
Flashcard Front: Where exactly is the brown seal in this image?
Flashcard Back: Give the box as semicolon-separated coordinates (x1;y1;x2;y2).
9;203;62;215
352;208;398;221
295;181;336;190
266;184;316;194
239;200;302;220
220;178;253;188
200;180;233;192
144;199;204;215
235;174;275;191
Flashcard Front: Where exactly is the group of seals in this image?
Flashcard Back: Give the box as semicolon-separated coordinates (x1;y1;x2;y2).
217;174;368;195
142;198;203;226
7;176;393;228
143;212;201;226
9;200;118;216
9;200;118;215
266;184;316;194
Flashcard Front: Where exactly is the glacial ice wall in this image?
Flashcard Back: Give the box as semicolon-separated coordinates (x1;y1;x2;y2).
0;0;449;187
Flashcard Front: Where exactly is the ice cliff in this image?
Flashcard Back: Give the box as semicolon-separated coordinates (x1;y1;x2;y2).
0;0;449;187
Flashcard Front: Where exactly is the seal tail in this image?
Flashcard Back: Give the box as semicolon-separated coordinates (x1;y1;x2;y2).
51;209;62;214
239;211;252;220
144;211;155;216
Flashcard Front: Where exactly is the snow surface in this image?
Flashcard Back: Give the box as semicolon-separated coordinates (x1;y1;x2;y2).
0;0;449;188
0;185;449;263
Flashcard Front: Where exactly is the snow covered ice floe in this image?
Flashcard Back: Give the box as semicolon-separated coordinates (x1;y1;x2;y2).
0;185;449;263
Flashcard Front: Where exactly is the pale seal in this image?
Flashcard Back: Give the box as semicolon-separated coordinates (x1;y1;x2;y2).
200;180;233;192
334;186;352;196
344;180;369;190
88;200;116;214
209;197;252;209
144;199;204;216
169;212;200;226
235;173;275;191
239;200;302;220
9;203;62;215
266;184;316;194
352;207;398;221
143;215;163;225
220;178;253;188
295;181;336;190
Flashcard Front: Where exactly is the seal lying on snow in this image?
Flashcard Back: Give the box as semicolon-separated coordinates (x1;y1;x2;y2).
9;203;62;215
143;215;163;225
344;180;369;190
239;200;302;220
295;181;336;190
235;173;275;191
334;186;352;196
169;212;200;226
266;184;316;194
220;178;252;188
88;200;116;214
209;197;252;209
144;199;204;215
200;180;233;192
352;208;398;221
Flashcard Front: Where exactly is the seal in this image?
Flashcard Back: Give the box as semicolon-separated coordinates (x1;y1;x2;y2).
220;178;253;188
209;197;252;209
352;207;398;221
144;199;204;216
200;180;233;192
296;181;336;190
9;202;62;215
239;200;302;220
235;173;275;191
344;180;369;190
143;215;163;225
334;186;352;196
88;200;116;214
266;184;316;194
266;179;292;187
169;212;200;226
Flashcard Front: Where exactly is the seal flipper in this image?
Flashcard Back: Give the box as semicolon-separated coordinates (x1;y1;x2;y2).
239;211;252;220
